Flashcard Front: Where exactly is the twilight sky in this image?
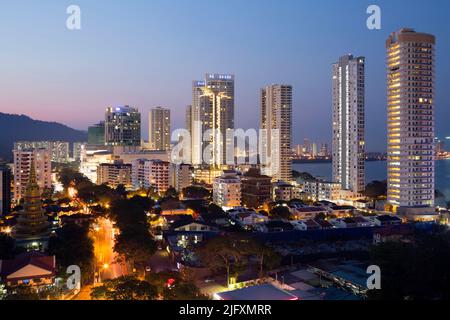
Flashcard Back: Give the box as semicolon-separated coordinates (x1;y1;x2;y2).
0;0;449;152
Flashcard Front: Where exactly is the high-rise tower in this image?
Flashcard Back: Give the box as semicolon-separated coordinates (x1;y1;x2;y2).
332;54;366;193
386;28;436;211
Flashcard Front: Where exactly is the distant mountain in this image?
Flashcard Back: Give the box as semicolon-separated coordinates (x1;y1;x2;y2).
0;112;87;161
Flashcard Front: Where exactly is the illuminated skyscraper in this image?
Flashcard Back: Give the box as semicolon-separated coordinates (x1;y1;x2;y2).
332;54;365;193
191;74;235;168
260;84;293;182
386;28;435;211
149;107;171;151
105;106;141;146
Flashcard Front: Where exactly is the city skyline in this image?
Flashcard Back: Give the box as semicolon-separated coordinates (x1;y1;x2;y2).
1;0;450;152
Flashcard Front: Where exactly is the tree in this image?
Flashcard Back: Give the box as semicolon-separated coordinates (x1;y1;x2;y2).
292;171;316;182
159;197;181;211
368;228;450;300
115;184;128;198
270;206;291;220
196;234;245;286
164;187;179;199
4;286;40;300
364;180;387;199
145;271;207;300
91;276;158;300
241;238;281;277
129;195;154;212
182;186;210;199
114;231;157;266
0;233;15;259
48;223;94;284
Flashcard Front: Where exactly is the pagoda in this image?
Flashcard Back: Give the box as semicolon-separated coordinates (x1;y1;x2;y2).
13;160;50;243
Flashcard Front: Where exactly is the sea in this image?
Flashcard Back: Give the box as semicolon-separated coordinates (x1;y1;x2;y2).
293;159;450;206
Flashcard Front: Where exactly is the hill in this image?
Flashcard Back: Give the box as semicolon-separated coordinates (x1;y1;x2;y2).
0;112;87;161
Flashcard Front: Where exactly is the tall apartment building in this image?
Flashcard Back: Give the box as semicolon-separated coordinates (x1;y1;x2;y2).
332;54;365;194
191;74;235;168
105;106;141;146
97;161;132;189
149;107;171;151
213;170;241;209
132;159;170;195
0;165;11;215
386;28;436;211
88;121;105;146
260;84;293;182
13;148;52;202
14;141;70;163
73;142;86;162
170;163;193;192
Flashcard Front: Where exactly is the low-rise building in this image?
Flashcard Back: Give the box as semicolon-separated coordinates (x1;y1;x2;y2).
304;181;341;201
0;252;56;289
329;205;355;218
273;181;302;202
367;215;402;226
228;209;269;229
213;170;241;210
240;168;272;209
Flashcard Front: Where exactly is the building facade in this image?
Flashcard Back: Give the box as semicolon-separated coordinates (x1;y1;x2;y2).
260;84;293;182
304;181;342;202
213;170;241;209
170;163;193;192
191;74;235;168
386;28;436;210
240;168;272;209
73;142;86;162
14;141;70;163
13;149;52;203
149;107;171;151
88;121;105;146
332;54;365;193
97;161;132;189
105;106;141;146
132;159;170;195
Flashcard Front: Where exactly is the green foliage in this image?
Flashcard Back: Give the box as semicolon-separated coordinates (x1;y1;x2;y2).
182;186;210;199
270;206;292;220
0;233;15;260
164;187;179;199
3;286;41;300
196;234;282;283
109;199;157;268
48;223;95;284
368;227;450;300
292;170;316;182
364;180;387;199
145;271;208;300
91;276;158;300
114;231;157;265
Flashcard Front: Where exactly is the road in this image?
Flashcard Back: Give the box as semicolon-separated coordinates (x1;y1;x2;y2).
73;218;128;300
94;218;129;281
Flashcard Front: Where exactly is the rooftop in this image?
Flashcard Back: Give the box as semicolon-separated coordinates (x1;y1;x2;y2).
215;284;298;300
